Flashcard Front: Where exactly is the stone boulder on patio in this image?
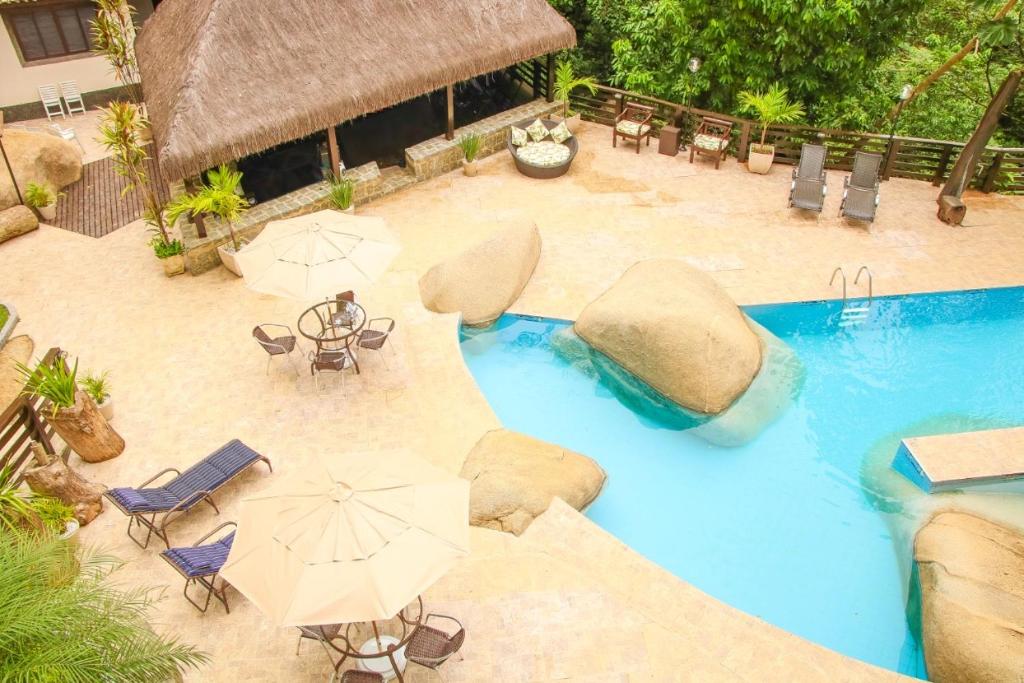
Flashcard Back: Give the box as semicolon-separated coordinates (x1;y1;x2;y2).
0;206;39;244
0;335;34;409
460;429;605;535
575;259;762;415
0;130;82;211
915;510;1024;682
418;221;541;326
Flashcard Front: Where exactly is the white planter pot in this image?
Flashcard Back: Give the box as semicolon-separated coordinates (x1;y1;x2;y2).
161;252;185;277
38;203;57;221
747;147;776;174
97;396;114;422
341;205;355;215
462;159;479;177
59;519;80;540
217;243;246;277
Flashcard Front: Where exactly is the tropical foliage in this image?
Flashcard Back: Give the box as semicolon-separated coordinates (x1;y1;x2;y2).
82;372;111;404
23;183;59;209
327;175;355;210
553;60;598;118
166;165;249;251
91;0;143;106
737;85;805;148
457;133;482;163
0;531;208;681
15;356;79;417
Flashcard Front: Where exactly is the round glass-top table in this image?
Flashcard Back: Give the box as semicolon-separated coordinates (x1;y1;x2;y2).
297;300;366;374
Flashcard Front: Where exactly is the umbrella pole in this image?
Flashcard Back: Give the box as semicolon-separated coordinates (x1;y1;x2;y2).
371;620;383;650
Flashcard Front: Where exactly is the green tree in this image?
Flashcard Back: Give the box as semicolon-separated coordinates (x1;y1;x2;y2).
0;531;208;682
165;165;249;252
737;85;806;148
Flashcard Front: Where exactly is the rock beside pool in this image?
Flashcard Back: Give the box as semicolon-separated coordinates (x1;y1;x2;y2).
915;510;1024;682
0;335;34;408
0;130;82;211
575;259;762;414
418;221;541;326
0;205;39;244
460;429;605;535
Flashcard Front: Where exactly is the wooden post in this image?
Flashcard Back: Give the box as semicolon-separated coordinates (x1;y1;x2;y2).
183;177;207;238
546;53;556;103
326;126;341;178
882;139;902;180
933;144;954;186
737;122;751;163
445;84;455;141
532;60;542;98
614;93;624;119
982;151;1005;193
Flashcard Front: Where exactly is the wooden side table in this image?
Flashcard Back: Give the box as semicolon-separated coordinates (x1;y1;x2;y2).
658;125;682;156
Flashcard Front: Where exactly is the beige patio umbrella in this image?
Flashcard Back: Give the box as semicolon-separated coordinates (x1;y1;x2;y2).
219;450;470;627
234;209;401;301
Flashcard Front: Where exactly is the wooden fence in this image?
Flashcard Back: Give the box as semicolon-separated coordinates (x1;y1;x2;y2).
556;81;1024;194
0;348;62;485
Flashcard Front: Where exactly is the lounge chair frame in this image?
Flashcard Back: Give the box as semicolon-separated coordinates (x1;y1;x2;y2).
159;522;237;613
58;80;86;115
104;441;272;549
37;84;65;120
839;151;883;223
788;143;829;212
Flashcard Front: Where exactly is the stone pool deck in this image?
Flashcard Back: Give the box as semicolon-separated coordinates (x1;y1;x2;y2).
897;427;1024;492
2;121;1023;681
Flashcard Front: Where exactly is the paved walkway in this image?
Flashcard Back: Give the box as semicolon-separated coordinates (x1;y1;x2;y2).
2;121;1023;681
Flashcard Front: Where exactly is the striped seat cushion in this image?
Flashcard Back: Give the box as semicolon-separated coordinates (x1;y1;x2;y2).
107;486;180;513
162;532;235;577
206;439;262;478
165;463;226;504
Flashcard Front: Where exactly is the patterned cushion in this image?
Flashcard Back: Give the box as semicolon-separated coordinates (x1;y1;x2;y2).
615;120;650;137
510;126;528;147
549;121;572;144
694;133;728;152
162;532;235;578
517;141;571;168
525;118;549;143
108;486;180;513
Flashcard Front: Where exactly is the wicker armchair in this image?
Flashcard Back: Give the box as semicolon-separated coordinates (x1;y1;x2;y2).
253;323;300;374
613;103;654;153
405;613;465;673
689;117;733;169
309;348;356;391
295;624;345;668
337;671;383;683
357;318;395;368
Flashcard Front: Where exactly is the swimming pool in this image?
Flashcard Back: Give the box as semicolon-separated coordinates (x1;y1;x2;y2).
459;286;1024;677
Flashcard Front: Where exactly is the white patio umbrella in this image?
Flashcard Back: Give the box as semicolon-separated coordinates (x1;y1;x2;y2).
219;450;470;627
234;210;400;301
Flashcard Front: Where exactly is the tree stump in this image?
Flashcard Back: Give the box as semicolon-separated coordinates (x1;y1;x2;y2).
24;443;106;525
937;195;966;226
47;390;125;463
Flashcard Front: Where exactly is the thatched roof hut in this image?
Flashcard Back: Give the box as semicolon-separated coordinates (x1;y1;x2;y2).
136;0;576;180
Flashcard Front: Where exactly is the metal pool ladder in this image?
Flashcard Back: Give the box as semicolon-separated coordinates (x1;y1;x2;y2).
830;266;873;327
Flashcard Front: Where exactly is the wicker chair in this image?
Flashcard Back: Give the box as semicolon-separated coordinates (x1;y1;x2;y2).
296;624;345;668
405;613;465;674
613;103;654;153
840;152;883;223
253;323;300;374
789;143;829;212
689;117;733;169
337;672;383;683
309;348;356;391
357;318;395;368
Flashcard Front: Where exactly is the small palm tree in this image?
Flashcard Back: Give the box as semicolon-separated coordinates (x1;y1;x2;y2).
0;531;208;681
553;60;599;119
737;84;805;151
166;165;249;252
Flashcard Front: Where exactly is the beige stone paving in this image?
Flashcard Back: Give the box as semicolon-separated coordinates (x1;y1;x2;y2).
1;120;1023;681
13;108;111;164
901;427;1024;488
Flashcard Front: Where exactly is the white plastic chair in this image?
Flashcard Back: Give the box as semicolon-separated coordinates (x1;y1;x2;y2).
59;81;86;115
49;123;84;153
38;85;65;120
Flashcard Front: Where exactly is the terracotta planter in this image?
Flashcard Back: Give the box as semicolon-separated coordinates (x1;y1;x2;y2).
38;203;57;221
462;159;478;177
747;146;776;174
217;243;246;277
47;390;125;463
161;253;185;277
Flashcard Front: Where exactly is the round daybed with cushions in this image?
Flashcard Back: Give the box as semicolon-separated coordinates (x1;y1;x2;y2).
507;118;578;179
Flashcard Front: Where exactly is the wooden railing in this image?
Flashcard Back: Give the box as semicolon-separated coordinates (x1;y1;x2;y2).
511;59;552;101
0;348;62;485
564;83;1024;194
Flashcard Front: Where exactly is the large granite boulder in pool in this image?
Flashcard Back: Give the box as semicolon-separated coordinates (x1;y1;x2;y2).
0;130;82;211
575;259;762;415
915;510;1024;682
419;221;541;326
460;429;605;535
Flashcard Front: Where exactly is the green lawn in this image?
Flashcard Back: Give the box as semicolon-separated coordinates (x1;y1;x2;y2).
0;304;7;330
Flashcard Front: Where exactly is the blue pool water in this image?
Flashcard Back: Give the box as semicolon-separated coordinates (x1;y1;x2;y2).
459;287;1024;677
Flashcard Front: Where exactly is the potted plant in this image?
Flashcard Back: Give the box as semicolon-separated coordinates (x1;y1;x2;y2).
552;60;598;133
82;371;113;421
15;355;125;463
23;182;63;221
458;134;482;176
149;232;185;276
166;165;249;276
31;495;78;539
0;465;41;534
328;175;355;214
737;84;805;174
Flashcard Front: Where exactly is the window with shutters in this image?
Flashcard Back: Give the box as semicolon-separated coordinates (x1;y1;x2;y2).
4;2;97;63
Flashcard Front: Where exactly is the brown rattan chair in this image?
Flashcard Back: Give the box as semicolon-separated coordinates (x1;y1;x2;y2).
296;624;345;668
405;613;465;674
613;102;654;153
309;348;356;391
357;318;395;368
689;117;733;169
337;671;383;683
253;323;300;374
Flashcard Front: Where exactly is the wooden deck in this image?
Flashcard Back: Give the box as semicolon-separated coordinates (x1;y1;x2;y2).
54;155;169;238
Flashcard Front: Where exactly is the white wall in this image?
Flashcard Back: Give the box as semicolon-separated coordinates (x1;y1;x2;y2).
0;0;154;109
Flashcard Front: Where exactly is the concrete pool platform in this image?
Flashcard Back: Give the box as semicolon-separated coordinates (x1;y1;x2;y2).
895;427;1024;492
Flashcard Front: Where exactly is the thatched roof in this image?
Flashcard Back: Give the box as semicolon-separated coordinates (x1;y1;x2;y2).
136;0;575;179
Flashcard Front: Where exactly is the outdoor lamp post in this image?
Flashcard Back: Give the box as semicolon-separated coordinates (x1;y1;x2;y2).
884;84;914;179
686;57;702;115
0;112;23;206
